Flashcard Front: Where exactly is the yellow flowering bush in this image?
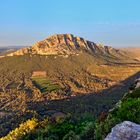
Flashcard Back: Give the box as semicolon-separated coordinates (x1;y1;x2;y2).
0;118;38;140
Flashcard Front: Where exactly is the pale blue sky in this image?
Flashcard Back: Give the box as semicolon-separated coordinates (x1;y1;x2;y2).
0;0;140;47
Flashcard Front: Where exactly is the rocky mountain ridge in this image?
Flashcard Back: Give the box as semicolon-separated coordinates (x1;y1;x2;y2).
5;34;126;58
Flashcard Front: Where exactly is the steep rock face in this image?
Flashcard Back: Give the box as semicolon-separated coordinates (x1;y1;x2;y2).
105;121;140;140
6;34;125;57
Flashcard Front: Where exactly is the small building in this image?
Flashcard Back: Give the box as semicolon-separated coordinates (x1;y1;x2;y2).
32;71;47;77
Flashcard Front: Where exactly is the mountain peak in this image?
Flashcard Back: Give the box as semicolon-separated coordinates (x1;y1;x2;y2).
33;33;90;50
5;34;125;58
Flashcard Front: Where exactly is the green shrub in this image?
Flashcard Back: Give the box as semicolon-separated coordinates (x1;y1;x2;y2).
115;98;140;123
80;122;95;140
63;131;80;140
123;88;140;99
21;114;95;140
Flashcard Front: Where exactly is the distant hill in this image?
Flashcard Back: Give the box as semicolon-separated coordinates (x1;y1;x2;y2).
0;46;25;56
1;34;139;64
120;47;140;61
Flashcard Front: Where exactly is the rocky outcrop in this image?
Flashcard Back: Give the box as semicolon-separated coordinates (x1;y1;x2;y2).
129;78;140;92
135;78;140;89
5;34;126;57
105;121;140;140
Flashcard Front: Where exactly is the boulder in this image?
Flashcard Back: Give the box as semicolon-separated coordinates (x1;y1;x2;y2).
135;78;140;89
105;121;140;140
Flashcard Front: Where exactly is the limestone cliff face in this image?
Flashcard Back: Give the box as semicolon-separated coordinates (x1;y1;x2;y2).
6;34;125;57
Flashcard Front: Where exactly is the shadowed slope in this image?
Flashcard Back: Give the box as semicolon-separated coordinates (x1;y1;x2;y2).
29;71;140;117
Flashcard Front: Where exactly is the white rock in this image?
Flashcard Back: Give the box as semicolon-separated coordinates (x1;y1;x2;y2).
105;121;140;140
136;82;140;89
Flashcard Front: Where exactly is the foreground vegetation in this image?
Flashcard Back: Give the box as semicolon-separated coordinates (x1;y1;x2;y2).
1;87;139;140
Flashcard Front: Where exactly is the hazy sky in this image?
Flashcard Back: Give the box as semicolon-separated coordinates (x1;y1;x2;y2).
0;0;140;47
